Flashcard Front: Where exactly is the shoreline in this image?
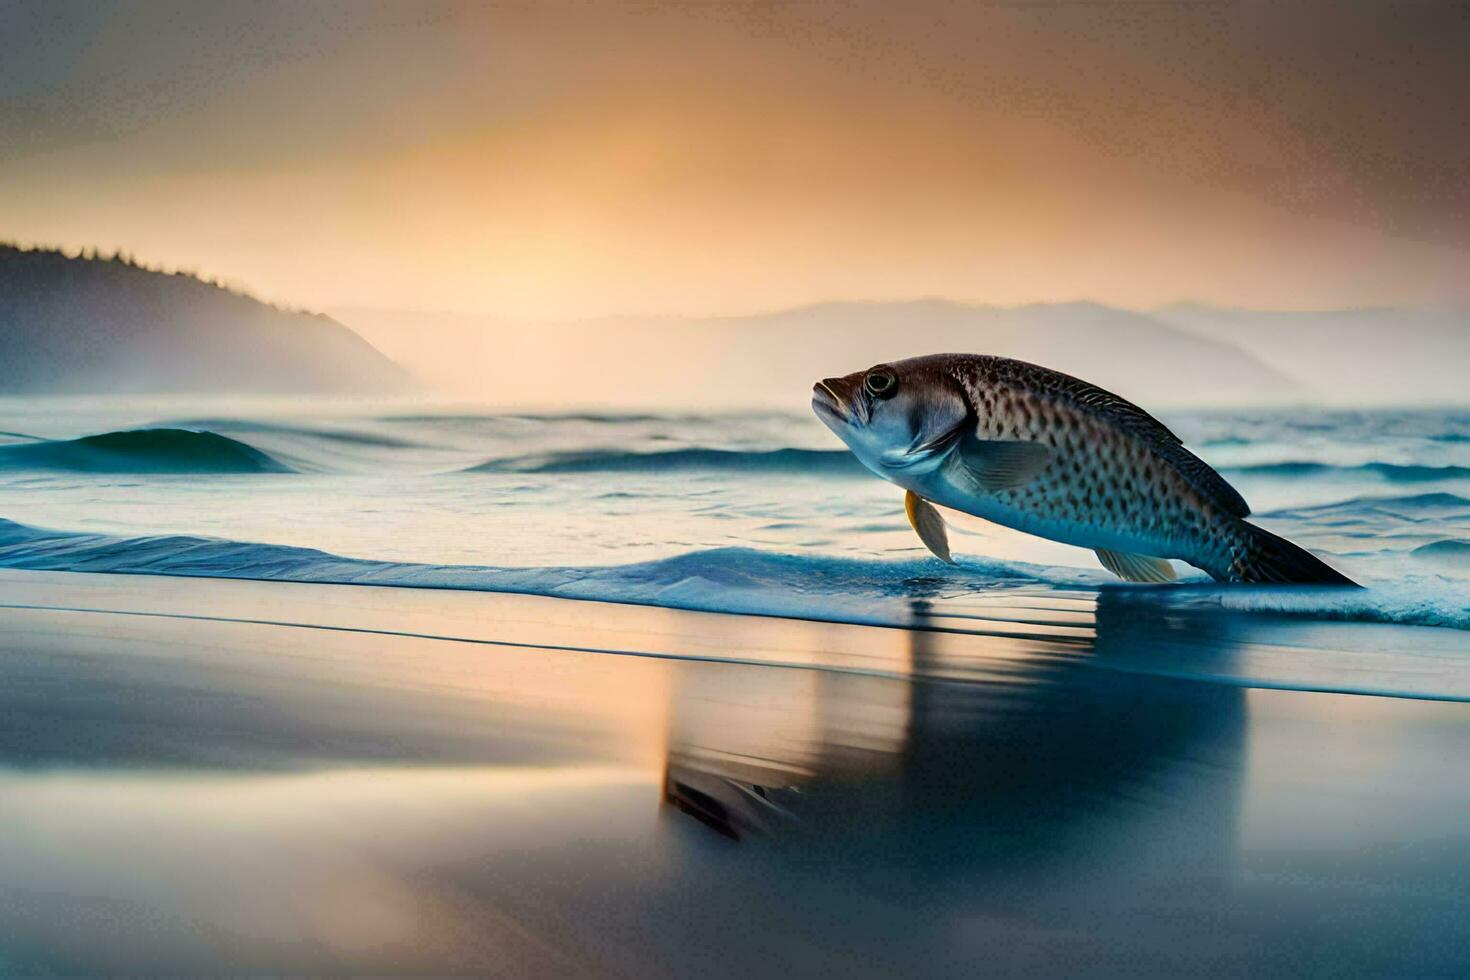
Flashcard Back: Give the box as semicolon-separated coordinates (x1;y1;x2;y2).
2;567;1465;701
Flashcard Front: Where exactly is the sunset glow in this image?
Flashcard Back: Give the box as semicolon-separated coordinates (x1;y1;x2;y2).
5;1;1467;319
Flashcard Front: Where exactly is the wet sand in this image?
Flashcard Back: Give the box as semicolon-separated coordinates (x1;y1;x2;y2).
0;569;1467;975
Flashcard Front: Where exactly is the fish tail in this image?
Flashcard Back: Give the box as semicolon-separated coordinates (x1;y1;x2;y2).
1213;520;1360;586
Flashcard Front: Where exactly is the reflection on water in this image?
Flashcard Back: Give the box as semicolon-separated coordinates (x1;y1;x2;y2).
0;573;1466;975
665;595;1248;911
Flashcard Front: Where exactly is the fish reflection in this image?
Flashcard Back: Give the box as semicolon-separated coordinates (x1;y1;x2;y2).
664;590;1248;897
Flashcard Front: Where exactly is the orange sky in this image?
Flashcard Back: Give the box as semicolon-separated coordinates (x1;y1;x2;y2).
2;1;1467;317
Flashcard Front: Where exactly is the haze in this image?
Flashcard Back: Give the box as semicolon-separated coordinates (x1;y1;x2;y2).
5;1;1469;316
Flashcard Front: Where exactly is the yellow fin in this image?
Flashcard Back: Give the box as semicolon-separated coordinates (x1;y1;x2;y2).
1095;548;1176;584
906;490;955;564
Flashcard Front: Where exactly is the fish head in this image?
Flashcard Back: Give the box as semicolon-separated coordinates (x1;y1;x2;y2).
812;357;971;480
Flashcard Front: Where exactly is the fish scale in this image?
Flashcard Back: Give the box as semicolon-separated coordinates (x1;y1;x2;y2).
956;366;1217;563
813;353;1356;585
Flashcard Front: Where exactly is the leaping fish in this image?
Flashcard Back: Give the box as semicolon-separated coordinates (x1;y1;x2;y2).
811;354;1357;585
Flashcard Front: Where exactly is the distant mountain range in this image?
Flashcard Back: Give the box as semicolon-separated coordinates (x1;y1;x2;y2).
343;298;1468;408
1154;304;1470;406
0;244;412;395
339;300;1304;408
5;241;1459;407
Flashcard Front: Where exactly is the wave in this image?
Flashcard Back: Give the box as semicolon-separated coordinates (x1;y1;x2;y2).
1226;461;1470;482
1412;540;1470;565
379;411;734;425
164;418;425;449
0;429;291;474
1262;491;1470;522
0;518;1465;633
0;518;1057;628
1360;491;1470;510
464;447;866;476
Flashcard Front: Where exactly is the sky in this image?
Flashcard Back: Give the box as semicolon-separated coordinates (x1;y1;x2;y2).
2;0;1469;319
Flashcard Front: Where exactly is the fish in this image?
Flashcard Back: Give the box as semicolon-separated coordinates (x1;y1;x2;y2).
812;353;1358;585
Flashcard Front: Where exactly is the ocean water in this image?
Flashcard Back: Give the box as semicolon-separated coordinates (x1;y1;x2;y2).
0;398;1466;690
2;397;1469;973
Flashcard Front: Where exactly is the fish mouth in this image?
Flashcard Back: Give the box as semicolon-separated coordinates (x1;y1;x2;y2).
811;378;857;427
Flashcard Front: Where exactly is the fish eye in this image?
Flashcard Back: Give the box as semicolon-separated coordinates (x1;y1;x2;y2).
864;370;898;399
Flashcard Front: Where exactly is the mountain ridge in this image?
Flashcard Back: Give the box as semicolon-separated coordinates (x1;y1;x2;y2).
0;243;413;395
336;299;1304;408
1153;304;1468;405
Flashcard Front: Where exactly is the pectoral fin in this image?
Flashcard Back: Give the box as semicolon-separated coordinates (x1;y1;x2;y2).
1095;549;1177;584
952;437;1054;492
906;490;955;564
